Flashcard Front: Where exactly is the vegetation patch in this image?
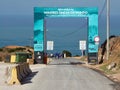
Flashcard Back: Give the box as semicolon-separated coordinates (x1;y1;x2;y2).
0;57;2;61
0;48;3;52
62;50;72;57
100;64;117;75
80;56;87;61
7;47;26;53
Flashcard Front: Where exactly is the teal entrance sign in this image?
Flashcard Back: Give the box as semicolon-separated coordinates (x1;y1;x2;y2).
34;7;98;63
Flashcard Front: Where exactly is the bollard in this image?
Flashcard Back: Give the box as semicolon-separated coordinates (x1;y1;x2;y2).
16;65;22;81
5;63;32;85
6;66;21;85
22;63;28;76
25;63;32;74
19;64;26;78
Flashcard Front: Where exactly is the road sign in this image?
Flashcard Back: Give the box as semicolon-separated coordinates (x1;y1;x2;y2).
95;42;99;45
47;41;54;50
79;40;86;50
94;36;100;45
94;36;100;42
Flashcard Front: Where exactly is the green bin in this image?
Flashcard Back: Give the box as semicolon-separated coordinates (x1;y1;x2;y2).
15;52;29;63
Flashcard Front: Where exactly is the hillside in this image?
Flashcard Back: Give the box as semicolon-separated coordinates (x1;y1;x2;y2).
78;36;120;82
97;36;120;82
98;36;120;66
0;45;33;62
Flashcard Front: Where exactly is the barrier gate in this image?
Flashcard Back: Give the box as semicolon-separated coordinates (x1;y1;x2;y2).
34;7;99;64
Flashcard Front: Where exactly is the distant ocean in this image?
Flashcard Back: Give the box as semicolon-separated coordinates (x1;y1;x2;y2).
0;15;120;56
46;16;120;56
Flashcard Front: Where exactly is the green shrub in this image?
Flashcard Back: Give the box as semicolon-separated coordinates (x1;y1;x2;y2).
62;50;72;57
74;55;80;57
0;48;3;52
25;46;33;49
7;47;26;53
0;57;2;61
15;47;26;51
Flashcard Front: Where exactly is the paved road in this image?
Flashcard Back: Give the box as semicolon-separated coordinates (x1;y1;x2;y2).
23;58;115;90
0;58;117;90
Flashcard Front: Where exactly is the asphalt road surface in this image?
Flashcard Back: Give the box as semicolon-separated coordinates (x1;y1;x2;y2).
0;58;117;90
23;58;115;90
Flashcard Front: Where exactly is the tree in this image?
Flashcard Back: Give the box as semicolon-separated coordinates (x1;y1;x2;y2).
62;50;72;57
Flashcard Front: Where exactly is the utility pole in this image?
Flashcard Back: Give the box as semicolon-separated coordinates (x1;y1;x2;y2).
106;0;110;60
44;19;47;53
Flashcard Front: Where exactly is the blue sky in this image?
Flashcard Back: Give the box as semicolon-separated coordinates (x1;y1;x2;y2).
0;0;120;47
0;0;119;16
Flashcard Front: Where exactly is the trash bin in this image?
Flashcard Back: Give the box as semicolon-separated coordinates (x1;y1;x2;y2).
15;52;30;63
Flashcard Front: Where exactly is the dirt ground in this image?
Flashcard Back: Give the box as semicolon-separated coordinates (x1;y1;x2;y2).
85;64;120;83
72;57;120;83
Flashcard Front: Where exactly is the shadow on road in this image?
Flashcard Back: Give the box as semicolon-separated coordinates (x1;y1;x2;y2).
21;71;38;85
110;83;120;90
48;62;85;65
70;62;85;65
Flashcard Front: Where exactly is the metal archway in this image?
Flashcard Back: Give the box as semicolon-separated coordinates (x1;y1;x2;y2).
34;7;98;63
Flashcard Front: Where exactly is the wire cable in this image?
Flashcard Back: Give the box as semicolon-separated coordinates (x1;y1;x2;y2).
47;0;107;38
